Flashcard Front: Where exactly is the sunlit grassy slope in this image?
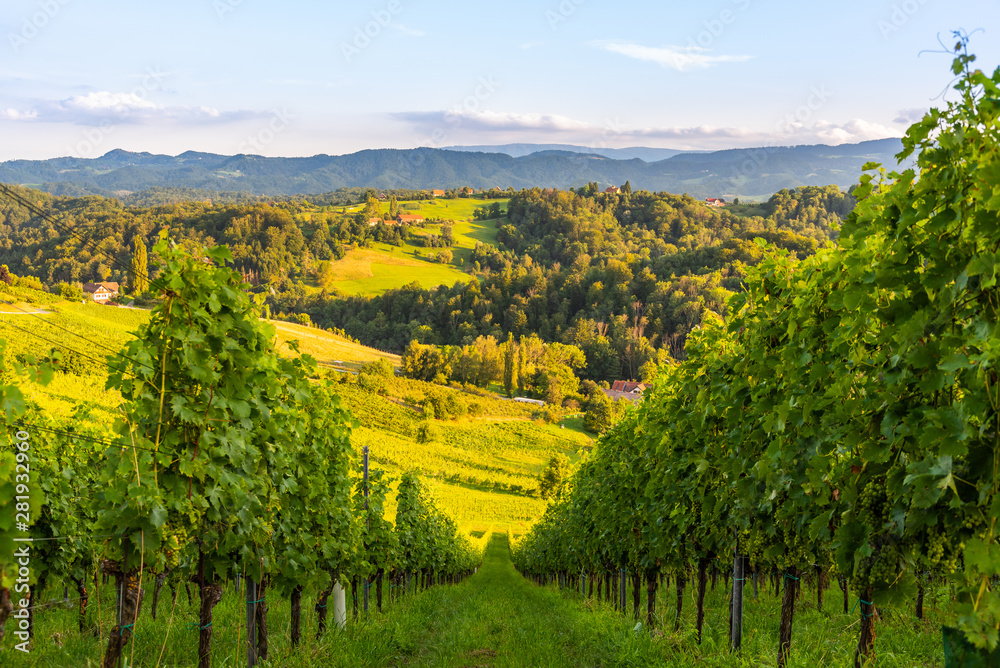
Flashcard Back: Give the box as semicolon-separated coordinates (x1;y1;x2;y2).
1;294;579;532
319;197;507;295
268;317;399;368
323;247;471;296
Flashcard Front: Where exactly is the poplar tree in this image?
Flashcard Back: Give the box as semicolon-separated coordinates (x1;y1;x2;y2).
130;237;148;295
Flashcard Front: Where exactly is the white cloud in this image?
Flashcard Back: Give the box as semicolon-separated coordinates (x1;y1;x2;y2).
0;91;269;126
393;23;426;37
393;109;595;134
393;109;902;150
64;91;158;113
593;40;752;71
632;124;757;141
807;119;901;144
0;108;38;120
449;110;593;132
636;118;900;147
893;107;928;124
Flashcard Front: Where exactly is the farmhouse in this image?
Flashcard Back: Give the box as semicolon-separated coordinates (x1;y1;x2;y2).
396;214;424;225
368;217;383;226
705;197;726;207
430;189;446;197
82;281;119;303
605;186;621;194
611;380;648;395
602;382;648;405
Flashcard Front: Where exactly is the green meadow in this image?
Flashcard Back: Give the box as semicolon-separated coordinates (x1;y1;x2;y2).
322;247;472;296
315;197;507;296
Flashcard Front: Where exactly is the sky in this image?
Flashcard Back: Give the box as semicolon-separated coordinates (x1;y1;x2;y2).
1;0;998;160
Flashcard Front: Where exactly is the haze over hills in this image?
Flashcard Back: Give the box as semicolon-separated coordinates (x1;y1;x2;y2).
442;143;692;161
0;138;904;200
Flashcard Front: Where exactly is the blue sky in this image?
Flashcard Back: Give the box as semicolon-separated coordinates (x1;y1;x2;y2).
1;0;998;160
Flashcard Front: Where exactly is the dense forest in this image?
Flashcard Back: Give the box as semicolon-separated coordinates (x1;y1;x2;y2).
290;185;853;378
0;183;853;382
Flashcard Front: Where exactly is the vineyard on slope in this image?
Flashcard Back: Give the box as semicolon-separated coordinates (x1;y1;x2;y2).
514;45;1000;668
0;234;483;667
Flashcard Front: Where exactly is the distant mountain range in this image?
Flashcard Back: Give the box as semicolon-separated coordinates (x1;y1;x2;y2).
0;139;905;200
442;143;694;161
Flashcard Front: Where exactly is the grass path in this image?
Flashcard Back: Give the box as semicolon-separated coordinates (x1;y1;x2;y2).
328;535;943;667
397;535;622;667
322;534;662;668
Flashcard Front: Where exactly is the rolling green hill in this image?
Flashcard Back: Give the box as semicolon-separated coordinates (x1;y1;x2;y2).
1;290;586;532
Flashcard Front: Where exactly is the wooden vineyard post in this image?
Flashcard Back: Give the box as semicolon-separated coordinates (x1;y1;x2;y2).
102;537;142;668
631;570;641;621
815;566;825;611
619;570;626;613
674;571;685;632
246;578;258;668
916;581;924;620
730;545;744;653
290;587;303;647
351;577;359;619
254;578;268;661
70;575;89;632
646;569;658;629
776;569;800;668
855;590;876;668
696;558;709;645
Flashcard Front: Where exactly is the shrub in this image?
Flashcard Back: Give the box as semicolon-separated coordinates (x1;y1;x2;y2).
358;371;385;394
14;275;43;291
415;422;440;444
359;358;394;377
59;282;84;301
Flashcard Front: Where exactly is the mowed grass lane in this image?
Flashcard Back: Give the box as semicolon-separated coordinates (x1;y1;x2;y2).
324;534;664;667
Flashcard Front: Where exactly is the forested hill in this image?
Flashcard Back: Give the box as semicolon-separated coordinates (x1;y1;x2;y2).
0;183;852;380
293;186;853;378
1;138;901;200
